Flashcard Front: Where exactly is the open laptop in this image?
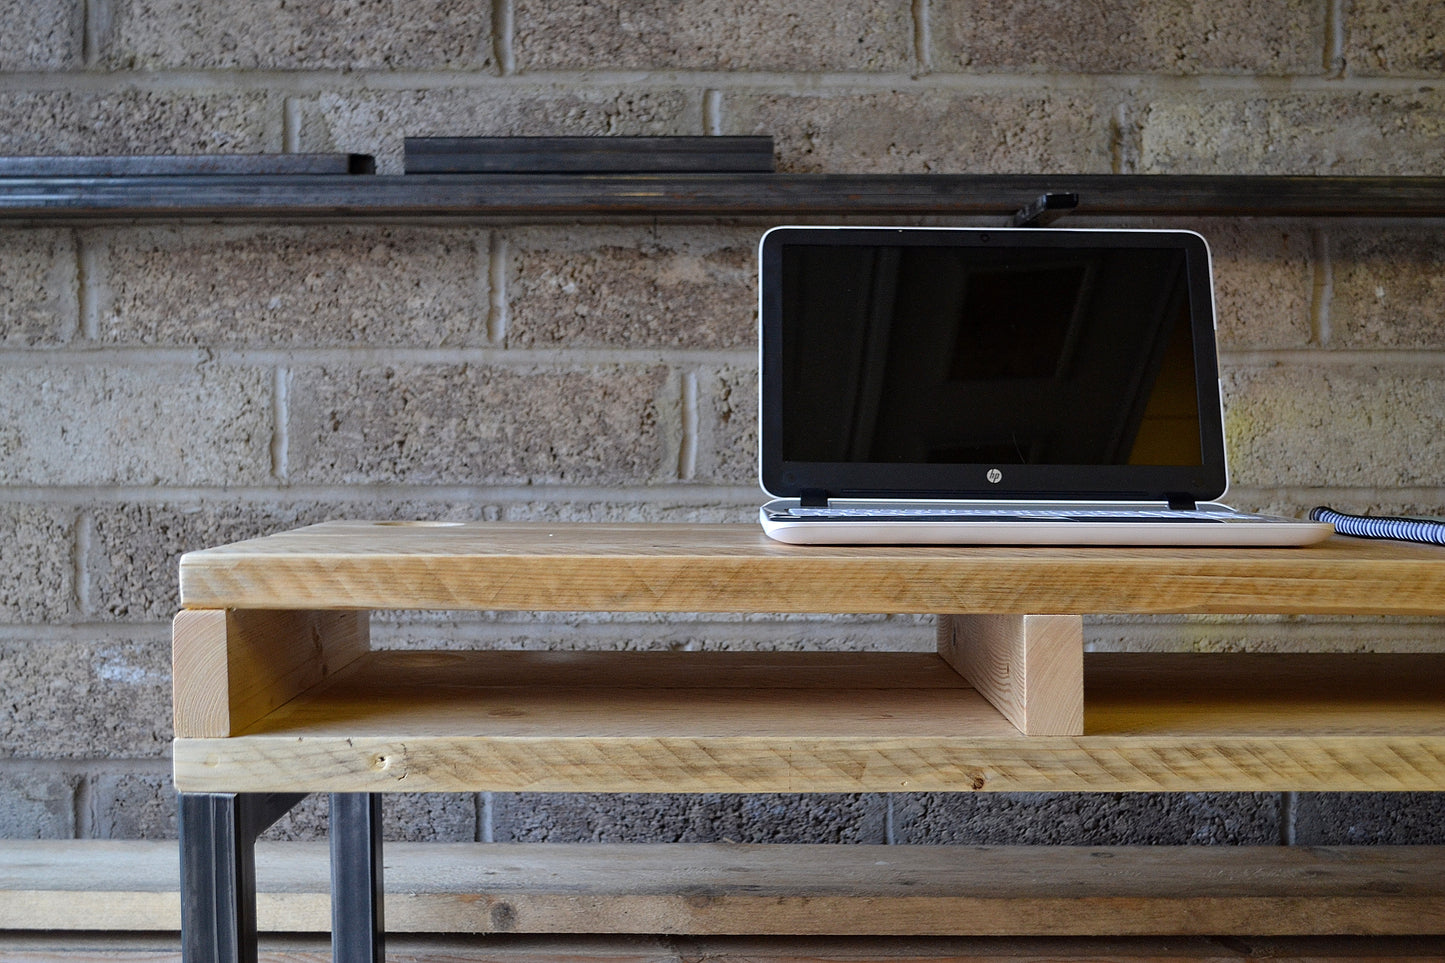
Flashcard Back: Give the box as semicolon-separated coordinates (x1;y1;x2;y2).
757;225;1333;546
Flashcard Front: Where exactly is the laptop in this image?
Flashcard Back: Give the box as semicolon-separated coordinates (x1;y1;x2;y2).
756;225;1333;546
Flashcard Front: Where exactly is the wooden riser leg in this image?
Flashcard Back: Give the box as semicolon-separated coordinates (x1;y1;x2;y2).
937;614;1084;736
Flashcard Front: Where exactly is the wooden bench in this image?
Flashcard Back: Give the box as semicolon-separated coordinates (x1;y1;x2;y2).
166;522;1445;961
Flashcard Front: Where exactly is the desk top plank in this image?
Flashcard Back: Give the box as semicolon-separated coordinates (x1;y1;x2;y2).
178;522;1445;615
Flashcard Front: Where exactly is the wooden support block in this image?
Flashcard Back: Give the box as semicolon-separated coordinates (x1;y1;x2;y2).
937;614;1083;736
172;609;370;738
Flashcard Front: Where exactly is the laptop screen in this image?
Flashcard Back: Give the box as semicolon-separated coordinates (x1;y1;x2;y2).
759;227;1228;503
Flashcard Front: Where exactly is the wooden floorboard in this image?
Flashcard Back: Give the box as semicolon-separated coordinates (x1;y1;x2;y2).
4;841;1444;938
3;935;1445;963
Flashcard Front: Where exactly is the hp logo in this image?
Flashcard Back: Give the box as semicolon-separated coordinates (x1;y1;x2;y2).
986;469;1003;484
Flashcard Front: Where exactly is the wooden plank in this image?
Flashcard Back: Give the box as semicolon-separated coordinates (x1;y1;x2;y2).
938;615;1083;735
172;731;1445;794
4;841;1444;937
1087;653;1445;737
173;651;1445;794
4;173;1445;220
177;522;1445;616
171;609;370;738
6;938;1445;963
7;938;1445;963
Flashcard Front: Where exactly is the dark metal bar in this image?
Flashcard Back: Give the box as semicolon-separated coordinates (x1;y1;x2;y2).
1;173;1443;220
178;792;307;963
0;155;373;177
329;793;385;963
404;136;775;174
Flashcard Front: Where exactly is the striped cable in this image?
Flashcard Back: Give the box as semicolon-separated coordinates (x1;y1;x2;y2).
1310;506;1445;546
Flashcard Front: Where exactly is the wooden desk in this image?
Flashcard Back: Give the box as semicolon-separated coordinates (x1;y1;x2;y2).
171;522;1445;962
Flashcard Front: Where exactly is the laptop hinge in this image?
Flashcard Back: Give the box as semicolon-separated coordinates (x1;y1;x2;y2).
1166;494;1198;512
799;489;830;508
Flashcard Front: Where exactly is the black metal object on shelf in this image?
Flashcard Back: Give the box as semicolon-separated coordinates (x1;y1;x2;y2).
403;136;776;174
0;154;375;177
1011;191;1080;227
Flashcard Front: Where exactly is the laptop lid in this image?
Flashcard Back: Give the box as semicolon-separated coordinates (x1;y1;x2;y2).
758;226;1229;506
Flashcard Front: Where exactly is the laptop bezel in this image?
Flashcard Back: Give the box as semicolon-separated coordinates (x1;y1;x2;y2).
757;225;1230;505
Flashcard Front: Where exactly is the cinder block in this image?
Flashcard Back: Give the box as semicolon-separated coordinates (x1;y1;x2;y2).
1222;364;1445;488
89;769;176;839
95;225;488;348
0;230;78;348
287;363;678;486
88;500;498;622
0;636;171;760
260;793;478;842
1139;90;1445;175
1085;612;1445;655
1294;792;1445;844
506;226;757;349
513;0;912;71
894;792;1281;845
929;0;1324;75
0;504;74;624
0;364;274;486
694;366;758;486
295;88;702;174
723;91;1115;173
1204;221;1315;349
96;0;493;70
492;792;888;843
1235;495;1445;524
1343;0;1445;76
0;89;279;155
1329;227;1445;348
498;500;753;524
0;0;82;70
0;769;80;838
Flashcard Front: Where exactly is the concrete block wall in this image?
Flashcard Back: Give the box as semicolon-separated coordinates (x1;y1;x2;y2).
0;0;1443;847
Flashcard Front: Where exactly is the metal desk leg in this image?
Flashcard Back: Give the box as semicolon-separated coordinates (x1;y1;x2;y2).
179;792;308;963
330;793;385;963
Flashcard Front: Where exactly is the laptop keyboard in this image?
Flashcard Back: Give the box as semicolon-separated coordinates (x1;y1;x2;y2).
785;506;1224;523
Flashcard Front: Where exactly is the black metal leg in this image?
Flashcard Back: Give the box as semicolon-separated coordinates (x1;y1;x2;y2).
329;793;385;963
179;792;308;963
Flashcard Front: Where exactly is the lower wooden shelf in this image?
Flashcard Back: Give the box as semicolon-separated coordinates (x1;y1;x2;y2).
4;840;1443;937
171;650;1445;795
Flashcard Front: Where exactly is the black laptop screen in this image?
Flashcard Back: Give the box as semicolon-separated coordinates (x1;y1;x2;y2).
759;227;1228;502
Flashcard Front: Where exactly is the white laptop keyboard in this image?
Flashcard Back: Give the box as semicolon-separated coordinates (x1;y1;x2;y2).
784;505;1226;522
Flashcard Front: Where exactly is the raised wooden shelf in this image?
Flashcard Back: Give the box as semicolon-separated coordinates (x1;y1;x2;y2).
6;173;1445;221
168;521;1445;950
6;841;1443;937
171;649;1445;794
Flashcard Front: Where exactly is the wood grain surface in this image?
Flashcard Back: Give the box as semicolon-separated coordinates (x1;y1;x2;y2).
5;840;1443;937
939;615;1084;735
171;651;1445;794
172;609;369;737
177;522;1445;615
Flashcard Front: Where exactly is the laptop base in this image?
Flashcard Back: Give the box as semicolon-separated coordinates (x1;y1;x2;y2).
760;499;1334;547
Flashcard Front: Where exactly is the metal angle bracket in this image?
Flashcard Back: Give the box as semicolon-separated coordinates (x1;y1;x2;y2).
1011;191;1080;228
